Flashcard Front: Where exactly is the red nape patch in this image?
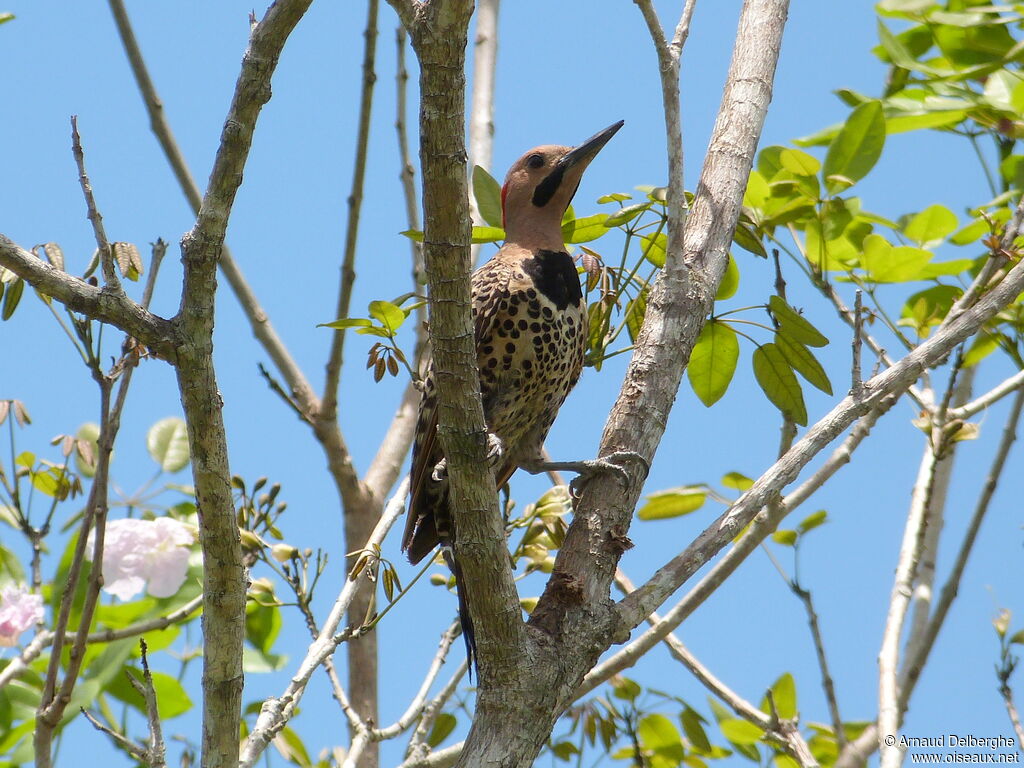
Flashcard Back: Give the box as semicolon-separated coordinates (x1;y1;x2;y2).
501;182;508;229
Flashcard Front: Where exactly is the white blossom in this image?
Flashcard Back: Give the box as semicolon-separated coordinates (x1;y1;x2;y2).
89;518;195;601
0;585;44;646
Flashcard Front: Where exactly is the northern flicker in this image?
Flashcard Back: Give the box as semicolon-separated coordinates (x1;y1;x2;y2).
403;121;631;670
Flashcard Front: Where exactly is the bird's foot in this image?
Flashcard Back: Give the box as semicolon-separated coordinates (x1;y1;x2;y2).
484;432;505;468
524;450;650;496
431;433;505;482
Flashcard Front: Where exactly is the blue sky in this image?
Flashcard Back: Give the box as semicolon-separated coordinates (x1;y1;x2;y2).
2;1;1023;765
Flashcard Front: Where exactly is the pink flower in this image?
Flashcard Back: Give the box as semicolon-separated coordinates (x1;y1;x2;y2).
89;518;195;601
0;585;44;646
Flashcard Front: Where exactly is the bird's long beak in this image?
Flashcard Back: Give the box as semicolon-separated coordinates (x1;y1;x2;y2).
559;120;624;171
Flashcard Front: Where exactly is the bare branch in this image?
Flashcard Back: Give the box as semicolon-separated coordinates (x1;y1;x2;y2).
616;254;1024;634
173;5;314;767
1003;683;1024;752
0;235;176;358
582;395;892;696
950;368;1024;420
374;623;461;740
614;572;818;766
404;659;469;763
837;386;1024;768
70;116;120;290
238;480;408;768
323;0;380;421
131;639;168;768
878;453;937;766
82;707;150;763
107;0;320;418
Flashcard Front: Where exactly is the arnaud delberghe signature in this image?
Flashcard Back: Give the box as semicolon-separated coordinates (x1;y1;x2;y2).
899;735;1017;750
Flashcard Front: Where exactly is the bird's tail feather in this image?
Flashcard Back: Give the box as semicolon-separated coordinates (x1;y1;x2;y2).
441;545;477;680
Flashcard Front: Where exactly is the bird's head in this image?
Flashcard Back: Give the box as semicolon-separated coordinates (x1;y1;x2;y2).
501;120;623;250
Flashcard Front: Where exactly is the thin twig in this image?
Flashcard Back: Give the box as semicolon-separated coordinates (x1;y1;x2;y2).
70;116;119;290
322;0;379;419
852;289;864;398
238;479;409;768
581;397;895;697
106;0;320;417
950;368;1024;420
793;583;843;750
81;707;149;763
613;572;818;766
1002;682;1024;752
128;639;168;768
837;387;1024;768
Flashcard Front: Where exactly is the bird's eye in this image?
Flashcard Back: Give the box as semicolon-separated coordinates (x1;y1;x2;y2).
527;153;545;169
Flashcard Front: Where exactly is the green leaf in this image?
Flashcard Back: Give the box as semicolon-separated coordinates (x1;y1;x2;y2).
822;100;885;194
640;232;667;268
681;707;712;753
1;277;24;321
604;202;651;228
107;668;193;720
900;284;962;337
612;675;642;701
768;296;828;348
318;317;372;330
688;321;739;407
273;726;313;767
779;148;820;177
764;673;797;719
625;290;648;342
147;417;190;473
427;713;457;747
798;509;828;533
721;471;753;491
399;229;423;242
472;165;503;228
638;487;707;520
904;204;958;248
246;602;282;654
775;334;832;395
719;717;765;745
562;214;610;244
950;218;989;246
963;332;1001;368
551;741;580;760
753;343;807;426
772;530;798;546
715;254;740;301
368;300;406;334
597;192;632;203
733;220;767;259
0;13;15;25
472;225;505;243
242;646;288;673
639;714;684;759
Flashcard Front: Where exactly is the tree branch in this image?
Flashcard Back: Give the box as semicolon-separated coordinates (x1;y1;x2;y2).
581;396;893;696
616;254;1024;633
238;479;407;768
0;235;176;358
106;0;320;418
172;5;313;767
836;386;1024;768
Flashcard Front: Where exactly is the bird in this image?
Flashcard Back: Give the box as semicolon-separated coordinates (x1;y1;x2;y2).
402;121;634;673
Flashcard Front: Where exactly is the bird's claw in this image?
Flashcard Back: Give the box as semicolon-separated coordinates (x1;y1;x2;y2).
431;434;504;482
555;451;650;498
485;432;505;468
